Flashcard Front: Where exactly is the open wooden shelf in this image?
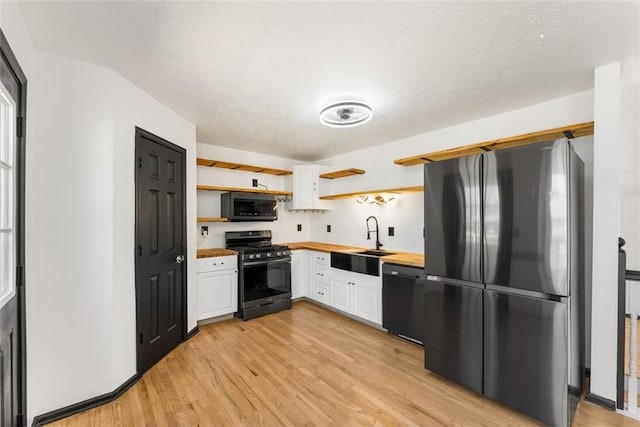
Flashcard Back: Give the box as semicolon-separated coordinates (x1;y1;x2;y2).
197;217;229;222
320;168;366;179
197;158;292;176
197;185;292;196
394;121;595;166
319;186;423;200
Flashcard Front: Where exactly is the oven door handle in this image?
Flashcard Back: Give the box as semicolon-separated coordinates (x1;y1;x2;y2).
243;257;291;267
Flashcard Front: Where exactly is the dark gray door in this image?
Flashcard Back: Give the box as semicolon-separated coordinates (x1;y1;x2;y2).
483;140;570;296
424;155;482;282
0;30;26;427
424;278;483;394
135;128;186;375
484;289;568;426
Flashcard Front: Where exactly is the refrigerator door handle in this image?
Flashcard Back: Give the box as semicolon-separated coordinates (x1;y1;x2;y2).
485;284;563;302
483;152;499;284
427;275;484;290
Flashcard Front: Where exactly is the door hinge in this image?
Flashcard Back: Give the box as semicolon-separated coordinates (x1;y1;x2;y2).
16;116;24;139
139;332;144;344
16;265;24;288
138;157;143;168
139;245;143;256
16;413;24;426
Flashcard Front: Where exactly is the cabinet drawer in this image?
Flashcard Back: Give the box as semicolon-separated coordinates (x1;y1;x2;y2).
316;265;329;284
315;284;329;304
314;252;329;266
197;255;237;273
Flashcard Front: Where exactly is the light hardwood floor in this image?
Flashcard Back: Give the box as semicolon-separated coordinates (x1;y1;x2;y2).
50;301;640;426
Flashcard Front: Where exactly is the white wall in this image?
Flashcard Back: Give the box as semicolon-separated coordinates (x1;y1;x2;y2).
619;50;640;270
309;193;424;254
196;143;311;247
26;49;117;417
590;63;622;402
1;4;198;422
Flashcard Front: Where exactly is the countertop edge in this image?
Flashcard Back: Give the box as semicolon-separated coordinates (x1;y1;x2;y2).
280;241;424;268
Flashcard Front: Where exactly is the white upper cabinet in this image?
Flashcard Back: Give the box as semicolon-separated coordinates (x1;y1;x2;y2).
291;165;331;210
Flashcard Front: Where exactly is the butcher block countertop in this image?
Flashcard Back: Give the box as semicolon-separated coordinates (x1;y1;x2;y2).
196;248;237;259
280;241;424;268
283;241;364;253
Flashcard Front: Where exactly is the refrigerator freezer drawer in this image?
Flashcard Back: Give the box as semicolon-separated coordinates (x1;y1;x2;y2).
424;279;483;394
484;289;568;426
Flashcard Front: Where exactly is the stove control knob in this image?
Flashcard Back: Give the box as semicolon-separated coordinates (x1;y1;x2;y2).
277;251;281;256
256;254;262;259
266;252;271;257
249;254;255;260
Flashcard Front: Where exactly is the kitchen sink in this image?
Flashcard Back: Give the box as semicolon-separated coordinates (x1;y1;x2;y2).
354;249;396;257
330;250;396;276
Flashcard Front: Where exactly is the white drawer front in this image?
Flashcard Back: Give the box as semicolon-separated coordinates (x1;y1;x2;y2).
313;252;329;266
197;255;237;273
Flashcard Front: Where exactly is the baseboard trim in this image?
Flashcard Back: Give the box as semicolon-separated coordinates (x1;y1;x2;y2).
187;326;200;339
585;391;616;411
31;373;138;426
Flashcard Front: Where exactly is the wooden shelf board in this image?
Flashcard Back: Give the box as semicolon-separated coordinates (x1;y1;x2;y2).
197;185;292;196
197;217;229;222
320;168;366;179
320;186;423;200
394;121;595;166
197;158;292;176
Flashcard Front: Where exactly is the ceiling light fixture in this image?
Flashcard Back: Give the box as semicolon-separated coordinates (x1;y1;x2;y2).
319;101;373;128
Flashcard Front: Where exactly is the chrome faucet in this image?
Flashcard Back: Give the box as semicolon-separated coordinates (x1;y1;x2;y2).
366;216;383;250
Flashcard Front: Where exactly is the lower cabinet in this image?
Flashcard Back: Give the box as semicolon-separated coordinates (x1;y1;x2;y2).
197;255;238;320
330;267;382;325
290;250;309;299
308;250;330;303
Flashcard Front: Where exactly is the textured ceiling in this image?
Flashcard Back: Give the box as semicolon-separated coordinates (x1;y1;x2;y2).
19;1;639;161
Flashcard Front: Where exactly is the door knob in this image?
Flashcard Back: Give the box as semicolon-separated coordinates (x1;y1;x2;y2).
175;255;185;264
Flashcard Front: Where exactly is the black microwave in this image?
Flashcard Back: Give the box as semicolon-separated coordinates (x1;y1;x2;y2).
221;192;278;222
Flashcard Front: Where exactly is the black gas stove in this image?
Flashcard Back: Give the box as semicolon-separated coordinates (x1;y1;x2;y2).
225;230;292;320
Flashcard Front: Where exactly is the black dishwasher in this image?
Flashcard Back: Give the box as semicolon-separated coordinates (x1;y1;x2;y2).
382;263;425;344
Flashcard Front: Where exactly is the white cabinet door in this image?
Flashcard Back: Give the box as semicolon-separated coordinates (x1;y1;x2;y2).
292;165;331;210
197;269;238;320
330;277;351;312
353;279;381;325
329;267;382;325
292;165;318;209
291;250;308;299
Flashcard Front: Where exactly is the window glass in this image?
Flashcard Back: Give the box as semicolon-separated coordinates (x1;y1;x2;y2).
0;80;16;308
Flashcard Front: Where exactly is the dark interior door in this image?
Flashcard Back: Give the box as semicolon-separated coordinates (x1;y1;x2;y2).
135;127;186;375
0;30;26;427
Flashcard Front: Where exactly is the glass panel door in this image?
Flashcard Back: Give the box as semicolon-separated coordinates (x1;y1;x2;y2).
0;79;16;309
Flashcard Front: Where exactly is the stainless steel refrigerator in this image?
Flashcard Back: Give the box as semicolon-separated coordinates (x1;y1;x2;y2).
423;139;584;426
